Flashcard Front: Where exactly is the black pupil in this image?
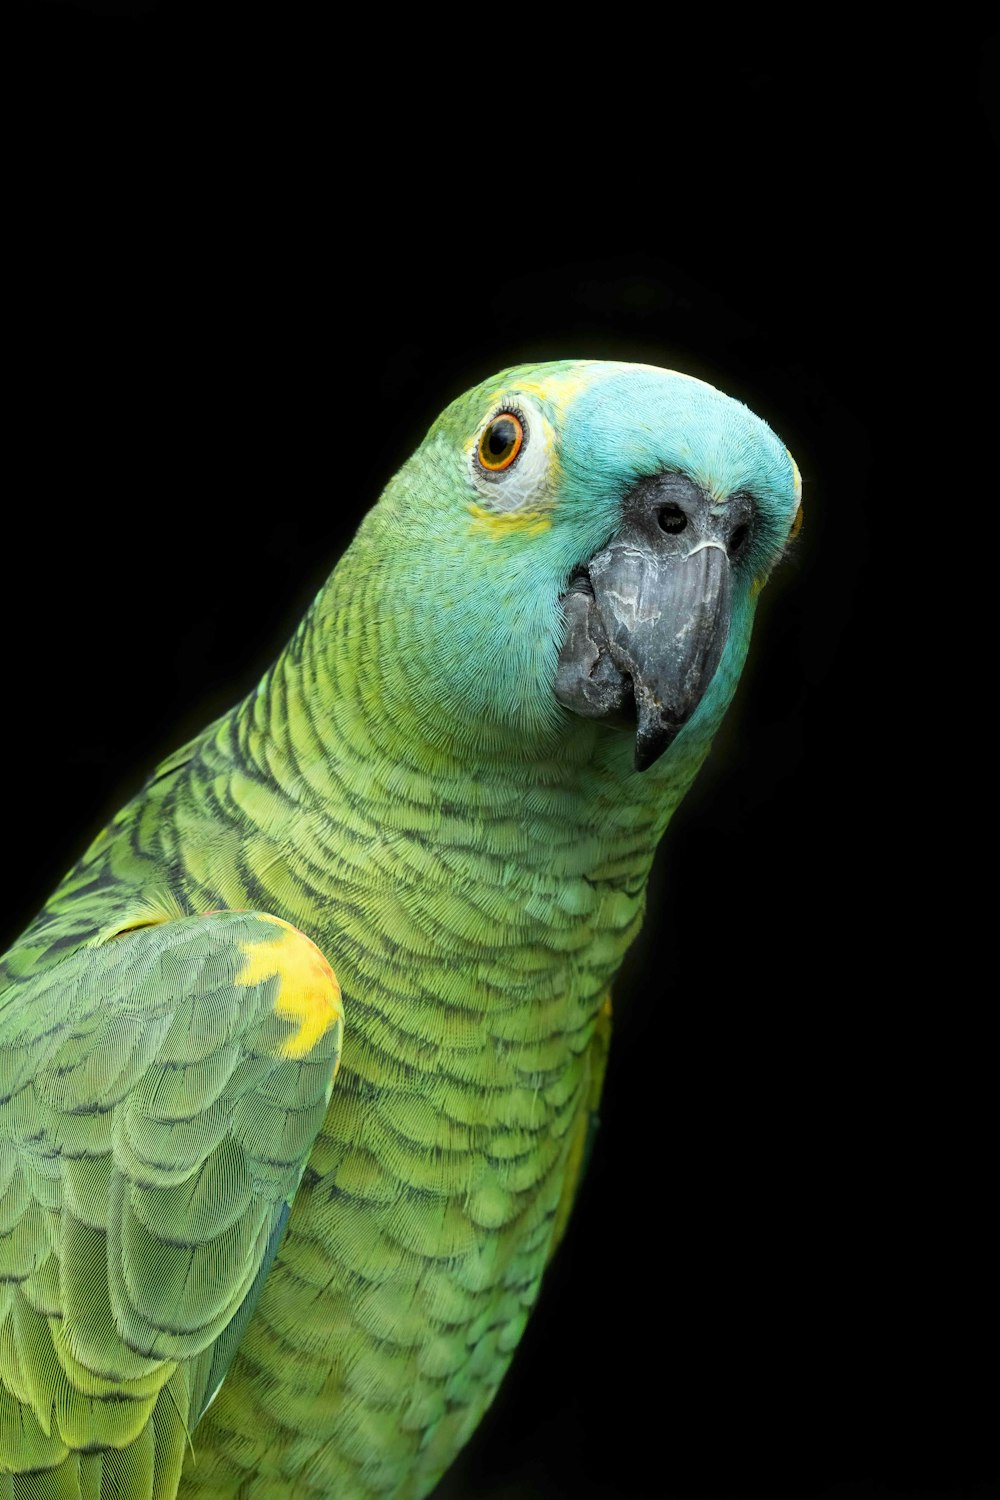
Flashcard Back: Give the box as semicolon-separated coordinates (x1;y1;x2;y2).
487;418;516;457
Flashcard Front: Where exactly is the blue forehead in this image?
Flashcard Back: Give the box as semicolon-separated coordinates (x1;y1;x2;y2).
559;366;794;509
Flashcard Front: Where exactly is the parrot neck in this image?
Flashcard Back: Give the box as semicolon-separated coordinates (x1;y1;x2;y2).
211;572;717;979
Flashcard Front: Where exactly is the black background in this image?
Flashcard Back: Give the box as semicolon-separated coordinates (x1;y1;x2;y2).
6;11;995;1499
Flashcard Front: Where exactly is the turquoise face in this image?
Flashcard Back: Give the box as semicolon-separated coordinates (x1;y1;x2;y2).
364;360;801;769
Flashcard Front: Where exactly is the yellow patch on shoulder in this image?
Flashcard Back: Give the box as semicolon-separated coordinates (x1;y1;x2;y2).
236;917;342;1060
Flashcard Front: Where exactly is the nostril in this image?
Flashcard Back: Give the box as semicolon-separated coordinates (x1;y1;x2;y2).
657;504;687;535
729;523;750;559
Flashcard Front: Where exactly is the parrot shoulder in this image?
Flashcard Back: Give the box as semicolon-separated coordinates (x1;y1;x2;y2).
0;905;342;1486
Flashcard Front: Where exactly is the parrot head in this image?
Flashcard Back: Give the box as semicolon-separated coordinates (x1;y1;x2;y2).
346;360;801;774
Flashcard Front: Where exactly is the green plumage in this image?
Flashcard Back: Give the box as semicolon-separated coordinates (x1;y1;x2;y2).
0;361;799;1496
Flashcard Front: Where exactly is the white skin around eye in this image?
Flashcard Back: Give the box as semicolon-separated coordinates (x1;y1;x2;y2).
470;398;554;511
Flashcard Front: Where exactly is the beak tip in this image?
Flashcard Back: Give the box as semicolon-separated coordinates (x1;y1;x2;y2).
634;715;681;772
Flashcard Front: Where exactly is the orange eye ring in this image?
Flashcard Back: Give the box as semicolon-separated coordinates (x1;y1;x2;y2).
789;505;803;540
478;412;524;472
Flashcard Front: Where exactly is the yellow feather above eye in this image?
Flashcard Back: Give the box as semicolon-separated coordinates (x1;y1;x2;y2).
507;368;599;417
235;917;342;1060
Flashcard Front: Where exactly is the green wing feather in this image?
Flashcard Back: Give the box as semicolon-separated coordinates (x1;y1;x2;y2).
0;908;342;1493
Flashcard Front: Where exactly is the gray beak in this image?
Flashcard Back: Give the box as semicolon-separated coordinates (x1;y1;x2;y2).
555;474;744;771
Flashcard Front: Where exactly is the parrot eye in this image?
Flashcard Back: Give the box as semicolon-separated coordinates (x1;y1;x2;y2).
469;397;550;512
789;504;803;540
477;412;525;474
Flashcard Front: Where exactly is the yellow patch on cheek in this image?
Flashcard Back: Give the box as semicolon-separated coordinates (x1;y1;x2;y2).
236;917;342;1060
466;503;552;537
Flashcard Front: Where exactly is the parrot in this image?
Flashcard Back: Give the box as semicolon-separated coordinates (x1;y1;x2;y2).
0;359;801;1498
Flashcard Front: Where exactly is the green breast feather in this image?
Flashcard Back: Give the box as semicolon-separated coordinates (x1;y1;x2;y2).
0;361;800;1498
